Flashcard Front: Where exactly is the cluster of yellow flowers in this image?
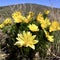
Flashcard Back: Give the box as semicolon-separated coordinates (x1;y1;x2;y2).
0;10;60;50
12;11;34;23
0;11;34;28
36;12;60;42
0;18;12;28
37;12;60;32
37;13;51;29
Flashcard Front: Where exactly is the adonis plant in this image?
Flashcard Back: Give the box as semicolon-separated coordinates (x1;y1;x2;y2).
0;10;60;59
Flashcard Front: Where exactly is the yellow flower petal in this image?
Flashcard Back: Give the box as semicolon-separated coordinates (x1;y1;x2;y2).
28;45;35;50
14;41;24;47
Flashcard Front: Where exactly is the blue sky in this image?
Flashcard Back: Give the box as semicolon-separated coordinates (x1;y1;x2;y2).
0;0;60;8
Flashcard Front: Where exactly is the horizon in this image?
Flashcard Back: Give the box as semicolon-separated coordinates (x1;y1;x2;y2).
0;3;60;9
0;0;60;8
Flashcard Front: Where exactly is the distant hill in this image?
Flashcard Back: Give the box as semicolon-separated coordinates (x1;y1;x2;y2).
0;4;60;23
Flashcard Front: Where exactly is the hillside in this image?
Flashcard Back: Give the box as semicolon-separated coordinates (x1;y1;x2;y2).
0;4;60;23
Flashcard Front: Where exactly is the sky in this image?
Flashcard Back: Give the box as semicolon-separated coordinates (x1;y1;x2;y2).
0;0;60;8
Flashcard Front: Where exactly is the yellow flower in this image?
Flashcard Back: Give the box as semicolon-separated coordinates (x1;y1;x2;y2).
24;12;34;23
49;21;60;32
3;18;12;25
44;30;54;42
28;24;39;32
23;18;29;23
12;11;25;23
44;10;50;15
37;13;44;22
12;11;22;17
29;11;34;17
15;16;26;23
15;31;38;49
40;18;51;29
22;16;31;23
0;24;4;29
